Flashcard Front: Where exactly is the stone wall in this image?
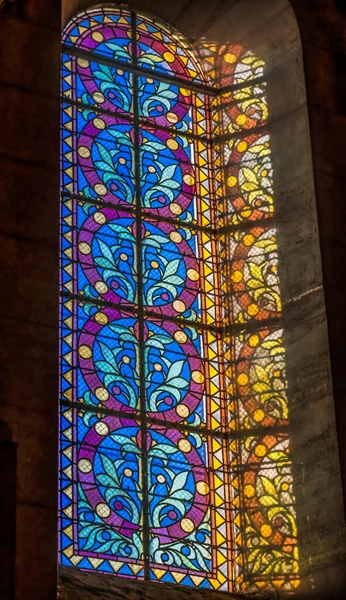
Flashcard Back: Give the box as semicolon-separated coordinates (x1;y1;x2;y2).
0;1;60;598
291;0;346;502
0;1;346;599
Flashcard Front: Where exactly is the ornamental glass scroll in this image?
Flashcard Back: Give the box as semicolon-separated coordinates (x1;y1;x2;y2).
60;6;299;594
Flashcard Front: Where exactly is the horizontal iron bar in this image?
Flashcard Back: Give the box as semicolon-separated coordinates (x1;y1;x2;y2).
61;96;211;144
60;398;289;440
60;289;283;336
60;290;222;333
60;279;283;337
217;216;278;235
61;190;215;233
217;75;266;95
61;191;279;238
62;44;218;96
62;46;267;98
214;123;268;144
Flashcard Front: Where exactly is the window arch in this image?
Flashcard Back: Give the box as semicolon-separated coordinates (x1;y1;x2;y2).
59;5;299;593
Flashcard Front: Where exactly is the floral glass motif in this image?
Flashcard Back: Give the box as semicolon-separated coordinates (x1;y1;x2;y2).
200;42;299;592
60;7;299;594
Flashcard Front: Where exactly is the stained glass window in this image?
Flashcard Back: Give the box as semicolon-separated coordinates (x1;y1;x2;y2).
60;7;299;593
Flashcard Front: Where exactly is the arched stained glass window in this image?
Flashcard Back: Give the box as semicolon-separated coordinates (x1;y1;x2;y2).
59;6;299;593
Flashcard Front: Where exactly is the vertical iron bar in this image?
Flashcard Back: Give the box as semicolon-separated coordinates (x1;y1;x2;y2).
131;12;150;581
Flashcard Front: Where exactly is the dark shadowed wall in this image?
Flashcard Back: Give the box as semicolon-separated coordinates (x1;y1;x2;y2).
0;0;60;598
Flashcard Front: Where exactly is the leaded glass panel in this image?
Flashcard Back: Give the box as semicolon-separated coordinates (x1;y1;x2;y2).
60;7;299;593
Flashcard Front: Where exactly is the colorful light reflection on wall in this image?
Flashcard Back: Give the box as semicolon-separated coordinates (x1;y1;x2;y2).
59;6;299;593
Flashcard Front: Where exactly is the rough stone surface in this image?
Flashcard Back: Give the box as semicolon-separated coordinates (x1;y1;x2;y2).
0;2;60;600
0;430;16;600
59;566;244;600
290;0;346;503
